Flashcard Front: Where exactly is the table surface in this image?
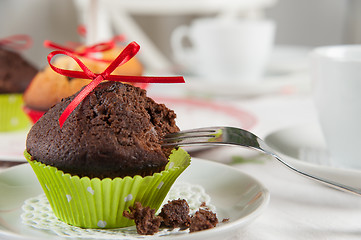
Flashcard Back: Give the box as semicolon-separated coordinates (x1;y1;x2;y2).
2;51;361;239
152;82;361;240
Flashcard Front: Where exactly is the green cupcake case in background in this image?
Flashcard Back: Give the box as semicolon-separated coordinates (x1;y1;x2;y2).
0;94;30;132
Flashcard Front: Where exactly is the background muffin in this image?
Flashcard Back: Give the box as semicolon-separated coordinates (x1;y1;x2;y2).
23;45;144;123
0;47;37;93
0;46;37;131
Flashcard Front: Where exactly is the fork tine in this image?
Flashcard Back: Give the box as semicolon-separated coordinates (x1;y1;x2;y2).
163;127;220;138
161;135;218;146
162;133;217;142
161;127;222;146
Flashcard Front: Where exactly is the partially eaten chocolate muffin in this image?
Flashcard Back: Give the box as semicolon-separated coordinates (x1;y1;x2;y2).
26;81;179;178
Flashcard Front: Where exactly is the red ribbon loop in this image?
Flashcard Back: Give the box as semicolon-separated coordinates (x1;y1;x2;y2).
47;41;184;127
44;35;126;62
0;35;32;51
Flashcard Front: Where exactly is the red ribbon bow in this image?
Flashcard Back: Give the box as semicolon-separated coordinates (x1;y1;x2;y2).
44;35;126;63
0;35;32;51
47;41;184;128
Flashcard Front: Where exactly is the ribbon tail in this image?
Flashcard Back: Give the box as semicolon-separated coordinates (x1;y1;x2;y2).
107;75;185;83
59;75;103;128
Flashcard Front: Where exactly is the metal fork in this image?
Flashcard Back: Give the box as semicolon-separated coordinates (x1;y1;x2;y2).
162;126;361;196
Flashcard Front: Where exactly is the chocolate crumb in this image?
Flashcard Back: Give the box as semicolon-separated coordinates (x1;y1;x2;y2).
200;201;210;210
222;218;230;223
189;209;218;233
123;202;162;235
124;200;221;235
159;199;191;228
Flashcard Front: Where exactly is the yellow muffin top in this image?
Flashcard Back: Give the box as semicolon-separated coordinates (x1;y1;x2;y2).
23;46;143;111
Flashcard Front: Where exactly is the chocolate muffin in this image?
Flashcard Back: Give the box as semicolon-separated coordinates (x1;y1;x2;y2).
26;81;179;179
0;47;37;93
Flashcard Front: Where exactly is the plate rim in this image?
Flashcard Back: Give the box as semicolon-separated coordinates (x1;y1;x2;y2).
0;158;269;240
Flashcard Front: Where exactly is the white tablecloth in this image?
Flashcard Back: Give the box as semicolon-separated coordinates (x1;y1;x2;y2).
148;83;361;240
237;159;361;240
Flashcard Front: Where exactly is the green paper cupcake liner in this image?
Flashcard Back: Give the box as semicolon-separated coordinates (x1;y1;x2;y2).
0;94;30;132
24;148;190;229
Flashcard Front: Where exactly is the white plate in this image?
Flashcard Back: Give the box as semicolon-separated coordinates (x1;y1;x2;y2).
0;158;269;240
0;98;255;162
153;97;256;131
0;129;29;162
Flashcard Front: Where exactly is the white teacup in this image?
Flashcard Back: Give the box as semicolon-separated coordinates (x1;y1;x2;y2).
311;45;361;169
171;18;275;83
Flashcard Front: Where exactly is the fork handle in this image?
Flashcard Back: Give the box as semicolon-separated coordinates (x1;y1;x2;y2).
223;127;361;196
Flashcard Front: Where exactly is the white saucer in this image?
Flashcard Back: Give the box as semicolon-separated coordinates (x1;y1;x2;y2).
174;45;312;98
264;123;361;188
183;72;310;98
0;158;269;240
264;123;328;163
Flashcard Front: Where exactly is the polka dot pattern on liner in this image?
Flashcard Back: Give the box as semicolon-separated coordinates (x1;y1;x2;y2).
24;148;191;229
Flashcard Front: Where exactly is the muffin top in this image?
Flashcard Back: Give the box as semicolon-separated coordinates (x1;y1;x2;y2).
26;81;179;179
0;47;37;93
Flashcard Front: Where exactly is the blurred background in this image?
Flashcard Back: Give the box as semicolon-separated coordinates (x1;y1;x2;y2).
0;0;360;71
2;1;361;238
